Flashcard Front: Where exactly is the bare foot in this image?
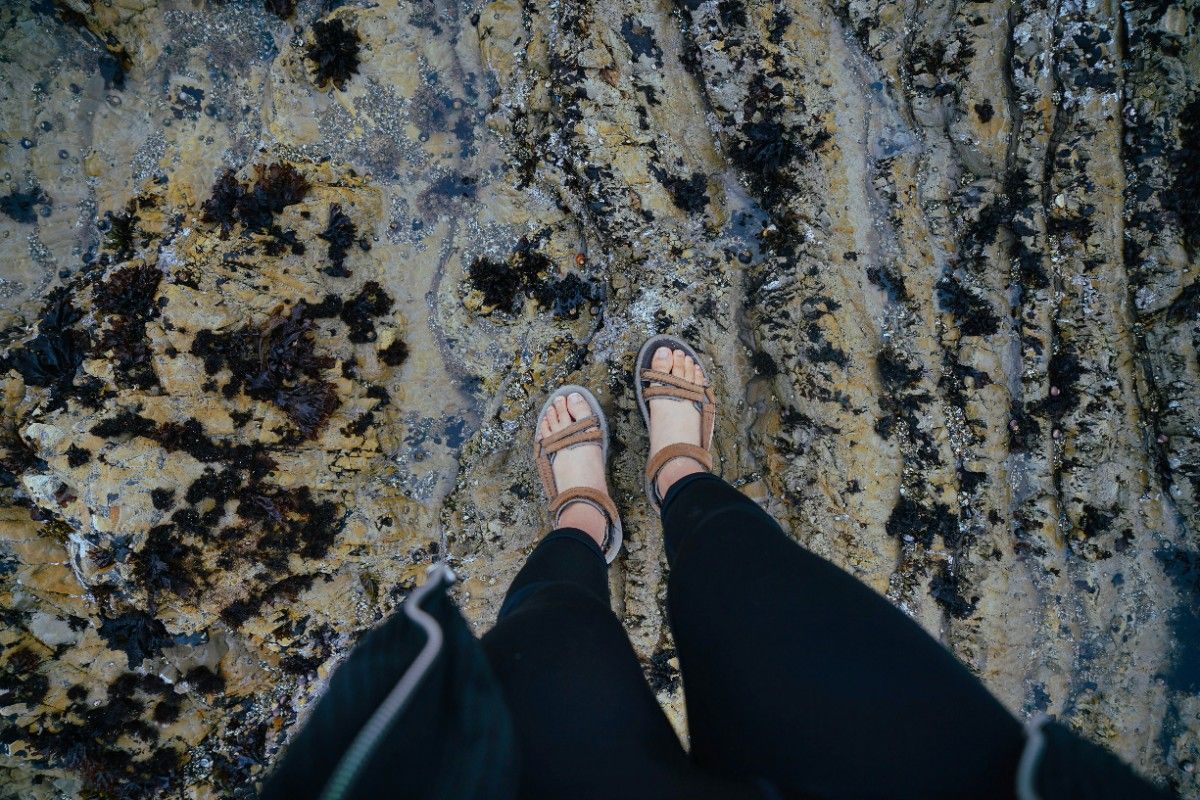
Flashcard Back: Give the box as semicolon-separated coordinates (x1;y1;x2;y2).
647;347;709;498
537;392;611;547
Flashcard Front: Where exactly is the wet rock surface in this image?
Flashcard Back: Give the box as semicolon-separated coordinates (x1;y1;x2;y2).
0;0;1196;796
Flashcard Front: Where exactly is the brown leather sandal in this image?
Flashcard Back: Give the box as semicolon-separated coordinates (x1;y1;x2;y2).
635;335;716;509
533;385;623;563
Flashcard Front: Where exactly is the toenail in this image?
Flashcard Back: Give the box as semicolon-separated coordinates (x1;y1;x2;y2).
656;347;670;357
569;392;583;402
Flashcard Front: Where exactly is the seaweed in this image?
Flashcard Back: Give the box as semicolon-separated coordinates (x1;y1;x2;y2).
93;253;148;307
201;170;244;237
876;346;923;389
220;573;317;628
97;611;173;668
936;274;1000;336
191;304;340;438
751;350;779;377
885;495;958;548
1038;347;1082;418
2;287;89;411
0;648;49;707
152;696;181;724
238;485;341;561
644;647;680;693
1171;97;1200;253
184;666;225;695
379;338;409;367
649;166;709;213
65;444;91;468
264;0;295;18
22;669;181;798
90;263;163;389
308;18;361;90
469;256;524;313
99;201;141;262
468;238;603;318
318;203;369;277
339;281;393;343
132;525;206;598
200;164;311;254
150;488;176;511
930;563;978;618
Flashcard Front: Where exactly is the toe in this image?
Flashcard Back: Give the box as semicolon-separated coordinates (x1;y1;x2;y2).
694;361;707;387
538;417;551;440
566;391;592;421
553;395;569;427
672;348;687;376
545;401;562;431
652;346;672;373
683;355;696;384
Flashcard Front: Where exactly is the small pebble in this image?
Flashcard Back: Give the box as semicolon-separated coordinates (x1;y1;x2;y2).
1050;386;1060;396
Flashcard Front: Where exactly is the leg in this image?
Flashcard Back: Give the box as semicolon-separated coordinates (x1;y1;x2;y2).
662;473;1025;800
488;389;759;800
482;527;758;800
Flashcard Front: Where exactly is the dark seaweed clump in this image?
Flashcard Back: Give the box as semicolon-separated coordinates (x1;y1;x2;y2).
318;203;371;277
201;164;311;255
0;648;50;708
98;198;143;263
936;273;1000;336
191;304;338;438
885;495;959;548
650;166;709;214
65;444;91;467
91;264;164;390
331;280;393;342
930;562;978;618
85;408;344;611
1;287;93;412
644;647;680;693
8;669;183;799
468;239;604;319
1171;97;1200;253
379;339;409;367
132;524;207;599
264;0;295;18
308;18;361;90
97;610;174;668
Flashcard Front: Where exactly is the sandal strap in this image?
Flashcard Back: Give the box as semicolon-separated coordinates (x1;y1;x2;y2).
640;368;706;393
549;486;620;535
639;368;716;452
535;429;602;499
643;384;708;404
645;443;713;486
540;417;600;449
536;427;602;458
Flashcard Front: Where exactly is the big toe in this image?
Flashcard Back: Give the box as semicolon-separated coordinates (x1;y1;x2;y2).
566;391;592;421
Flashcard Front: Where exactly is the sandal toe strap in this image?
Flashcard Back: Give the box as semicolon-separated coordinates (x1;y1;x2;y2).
540;417;601;450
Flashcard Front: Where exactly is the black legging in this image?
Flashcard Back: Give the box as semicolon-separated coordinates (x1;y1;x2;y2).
481;473;1026;799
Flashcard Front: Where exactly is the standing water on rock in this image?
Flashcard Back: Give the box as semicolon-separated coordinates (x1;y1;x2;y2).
0;0;1197;797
